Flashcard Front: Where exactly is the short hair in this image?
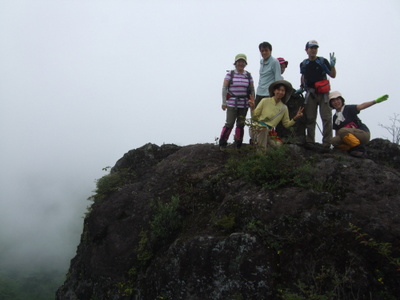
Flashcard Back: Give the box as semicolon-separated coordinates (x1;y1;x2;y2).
259;42;272;51
273;83;286;92
329;96;345;108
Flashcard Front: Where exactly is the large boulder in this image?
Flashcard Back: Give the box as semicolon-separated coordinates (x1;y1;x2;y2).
57;141;400;300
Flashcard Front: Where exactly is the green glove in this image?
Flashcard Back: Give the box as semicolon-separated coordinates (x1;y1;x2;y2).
375;94;389;103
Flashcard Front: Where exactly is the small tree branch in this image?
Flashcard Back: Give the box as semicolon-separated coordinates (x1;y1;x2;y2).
378;113;400;144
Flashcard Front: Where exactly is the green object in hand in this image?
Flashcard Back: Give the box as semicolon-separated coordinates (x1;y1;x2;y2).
375;94;389;103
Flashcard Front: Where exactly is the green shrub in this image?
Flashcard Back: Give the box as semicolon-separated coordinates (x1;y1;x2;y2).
88;169;135;202
227;146;314;189
136;230;153;265
150;195;182;242
132;195;183;277
213;213;236;232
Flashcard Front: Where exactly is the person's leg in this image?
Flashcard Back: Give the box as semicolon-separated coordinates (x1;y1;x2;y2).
332;128;354;151
304;93;318;144
352;129;371;145
348;129;370;157
338;128;364;156
234;108;248;147
319;94;333;146
332;128;370;156
219;107;237;147
330;136;342;147
253;127;269;151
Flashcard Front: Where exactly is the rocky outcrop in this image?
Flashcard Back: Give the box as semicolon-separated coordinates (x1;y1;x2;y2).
57;140;400;300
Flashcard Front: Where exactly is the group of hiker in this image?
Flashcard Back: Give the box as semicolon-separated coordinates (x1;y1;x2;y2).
219;40;389;157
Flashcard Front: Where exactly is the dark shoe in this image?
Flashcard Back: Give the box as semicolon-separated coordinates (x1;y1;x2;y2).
234;140;243;149
305;142;330;153
322;143;331;149
348;145;366;158
304;142;316;150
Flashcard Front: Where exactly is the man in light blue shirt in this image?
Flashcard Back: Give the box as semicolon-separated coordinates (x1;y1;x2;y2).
255;41;283;107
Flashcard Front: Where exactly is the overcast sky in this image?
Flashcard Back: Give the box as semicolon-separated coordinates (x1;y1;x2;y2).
1;0;399;272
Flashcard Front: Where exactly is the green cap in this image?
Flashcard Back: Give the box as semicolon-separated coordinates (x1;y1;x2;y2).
234;53;247;64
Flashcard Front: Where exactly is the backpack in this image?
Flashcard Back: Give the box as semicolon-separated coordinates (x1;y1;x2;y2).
227;70;253;98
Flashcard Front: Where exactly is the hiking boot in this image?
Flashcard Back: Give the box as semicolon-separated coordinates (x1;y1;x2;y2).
233;140;243;149
304;142;330;153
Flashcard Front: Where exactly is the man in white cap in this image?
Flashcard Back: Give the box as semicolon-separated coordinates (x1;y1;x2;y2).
300;40;336;149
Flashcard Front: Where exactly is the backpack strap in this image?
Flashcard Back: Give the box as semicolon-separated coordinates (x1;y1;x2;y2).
301;57;331;92
246;72;253;84
315;56;331;76
227;70;252;97
228;70;235;88
301;57;330;76
228;70;252;87
245;72;253;97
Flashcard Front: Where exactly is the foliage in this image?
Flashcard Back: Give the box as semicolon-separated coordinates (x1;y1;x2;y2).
133;196;183;272
122;196;184;297
277;223;400;299
213;213;236;232
136;230;153;266
226;146;315;189
349;223;400;271
88;168;135;202
150;195;182;242
379;113;400;144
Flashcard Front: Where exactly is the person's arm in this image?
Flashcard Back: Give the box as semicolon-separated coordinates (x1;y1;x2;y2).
280;108;294;128
295;75;305;94
282;106;304;128
249;94;263;120
249;82;255;99
293;106;304;121
356;94;389;111
248;94;256;111
356;100;375;111
221;79;229;110
329;66;336;78
328;53;336;78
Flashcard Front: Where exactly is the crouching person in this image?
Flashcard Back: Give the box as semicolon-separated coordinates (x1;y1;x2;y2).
329;91;389;157
248;80;304;151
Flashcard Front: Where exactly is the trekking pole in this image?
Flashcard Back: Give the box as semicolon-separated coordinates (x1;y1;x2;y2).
316;121;323;135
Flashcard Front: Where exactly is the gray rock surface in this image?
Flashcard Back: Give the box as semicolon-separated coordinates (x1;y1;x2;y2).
57;139;400;300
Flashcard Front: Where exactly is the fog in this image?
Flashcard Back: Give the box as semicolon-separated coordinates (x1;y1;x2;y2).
1;0;399;274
